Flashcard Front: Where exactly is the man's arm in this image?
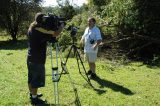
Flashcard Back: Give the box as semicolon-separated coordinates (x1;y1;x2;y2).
92;27;102;50
80;37;84;44
35;24;64;37
35;27;55;35
93;39;102;50
80;28;87;46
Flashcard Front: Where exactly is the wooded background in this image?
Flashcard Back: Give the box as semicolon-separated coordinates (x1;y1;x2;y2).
0;0;160;63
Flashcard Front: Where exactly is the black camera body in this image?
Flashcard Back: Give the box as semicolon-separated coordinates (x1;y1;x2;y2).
67;25;78;37
90;39;95;44
42;13;66;31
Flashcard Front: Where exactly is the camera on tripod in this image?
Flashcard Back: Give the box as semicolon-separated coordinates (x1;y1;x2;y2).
67;25;78;37
42;13;66;31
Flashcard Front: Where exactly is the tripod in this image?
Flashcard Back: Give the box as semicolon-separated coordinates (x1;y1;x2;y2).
49;41;81;106
65;37;92;85
49;35;93;105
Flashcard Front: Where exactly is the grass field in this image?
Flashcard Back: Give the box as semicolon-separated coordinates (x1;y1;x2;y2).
0;36;160;106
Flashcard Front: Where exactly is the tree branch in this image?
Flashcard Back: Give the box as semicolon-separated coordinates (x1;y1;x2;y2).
102;34;160;45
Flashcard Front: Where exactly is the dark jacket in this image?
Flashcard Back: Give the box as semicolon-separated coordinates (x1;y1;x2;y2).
27;28;54;64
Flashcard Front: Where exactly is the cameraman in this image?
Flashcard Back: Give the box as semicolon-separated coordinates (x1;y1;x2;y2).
27;12;64;105
80;17;102;79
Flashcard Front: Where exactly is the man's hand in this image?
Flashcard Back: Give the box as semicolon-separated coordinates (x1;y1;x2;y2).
92;39;102;50
92;44;98;50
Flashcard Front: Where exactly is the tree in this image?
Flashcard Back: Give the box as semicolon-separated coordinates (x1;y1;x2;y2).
101;0;160;60
0;0;42;41
57;0;76;20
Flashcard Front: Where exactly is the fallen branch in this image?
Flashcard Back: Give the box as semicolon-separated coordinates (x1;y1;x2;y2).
102;34;160;45
127;42;152;55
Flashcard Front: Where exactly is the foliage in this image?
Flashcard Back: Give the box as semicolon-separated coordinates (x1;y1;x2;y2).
42;6;61;15
88;0;108;6
0;0;42;41
56;0;76;20
60;5;76;20
87;0;110;13
114;0;160;60
86;0;160;61
57;12;87;47
1;0;160;61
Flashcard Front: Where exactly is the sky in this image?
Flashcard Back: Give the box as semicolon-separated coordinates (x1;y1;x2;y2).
42;0;87;7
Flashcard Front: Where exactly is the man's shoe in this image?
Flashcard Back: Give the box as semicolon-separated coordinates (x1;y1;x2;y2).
30;97;46;105
86;70;92;75
30;93;43;98
89;73;97;79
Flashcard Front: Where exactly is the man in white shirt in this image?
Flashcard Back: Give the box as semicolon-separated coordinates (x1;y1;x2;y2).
80;17;102;79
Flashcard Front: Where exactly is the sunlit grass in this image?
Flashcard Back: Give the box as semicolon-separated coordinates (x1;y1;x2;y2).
0;36;160;106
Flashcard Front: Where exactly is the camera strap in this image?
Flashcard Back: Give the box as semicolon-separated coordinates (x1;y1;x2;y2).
87;28;95;41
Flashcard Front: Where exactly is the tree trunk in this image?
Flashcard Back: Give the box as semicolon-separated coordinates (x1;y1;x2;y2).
11;33;17;42
10;27;18;42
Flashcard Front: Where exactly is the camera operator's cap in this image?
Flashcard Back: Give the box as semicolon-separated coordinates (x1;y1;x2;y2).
35;12;45;23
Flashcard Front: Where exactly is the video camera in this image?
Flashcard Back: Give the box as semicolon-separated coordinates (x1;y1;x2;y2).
42;13;66;31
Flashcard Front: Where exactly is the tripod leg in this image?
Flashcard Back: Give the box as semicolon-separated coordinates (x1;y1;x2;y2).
75;52;81;74
75;50;92;86
49;43;60;105
65;44;93;86
65;45;74;64
53;82;59;105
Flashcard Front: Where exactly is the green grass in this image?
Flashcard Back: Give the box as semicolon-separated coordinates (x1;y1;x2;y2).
0;36;160;106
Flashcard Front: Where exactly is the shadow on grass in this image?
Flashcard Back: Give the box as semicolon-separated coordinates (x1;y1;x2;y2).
33;103;68;106
45;76;82;106
33;103;55;106
92;76;134;95
0;39;28;50
33;103;75;106
145;58;160;68
32;99;81;106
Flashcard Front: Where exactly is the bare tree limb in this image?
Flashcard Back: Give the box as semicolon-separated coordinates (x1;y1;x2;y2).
127;42;152;55
102;34;160;45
